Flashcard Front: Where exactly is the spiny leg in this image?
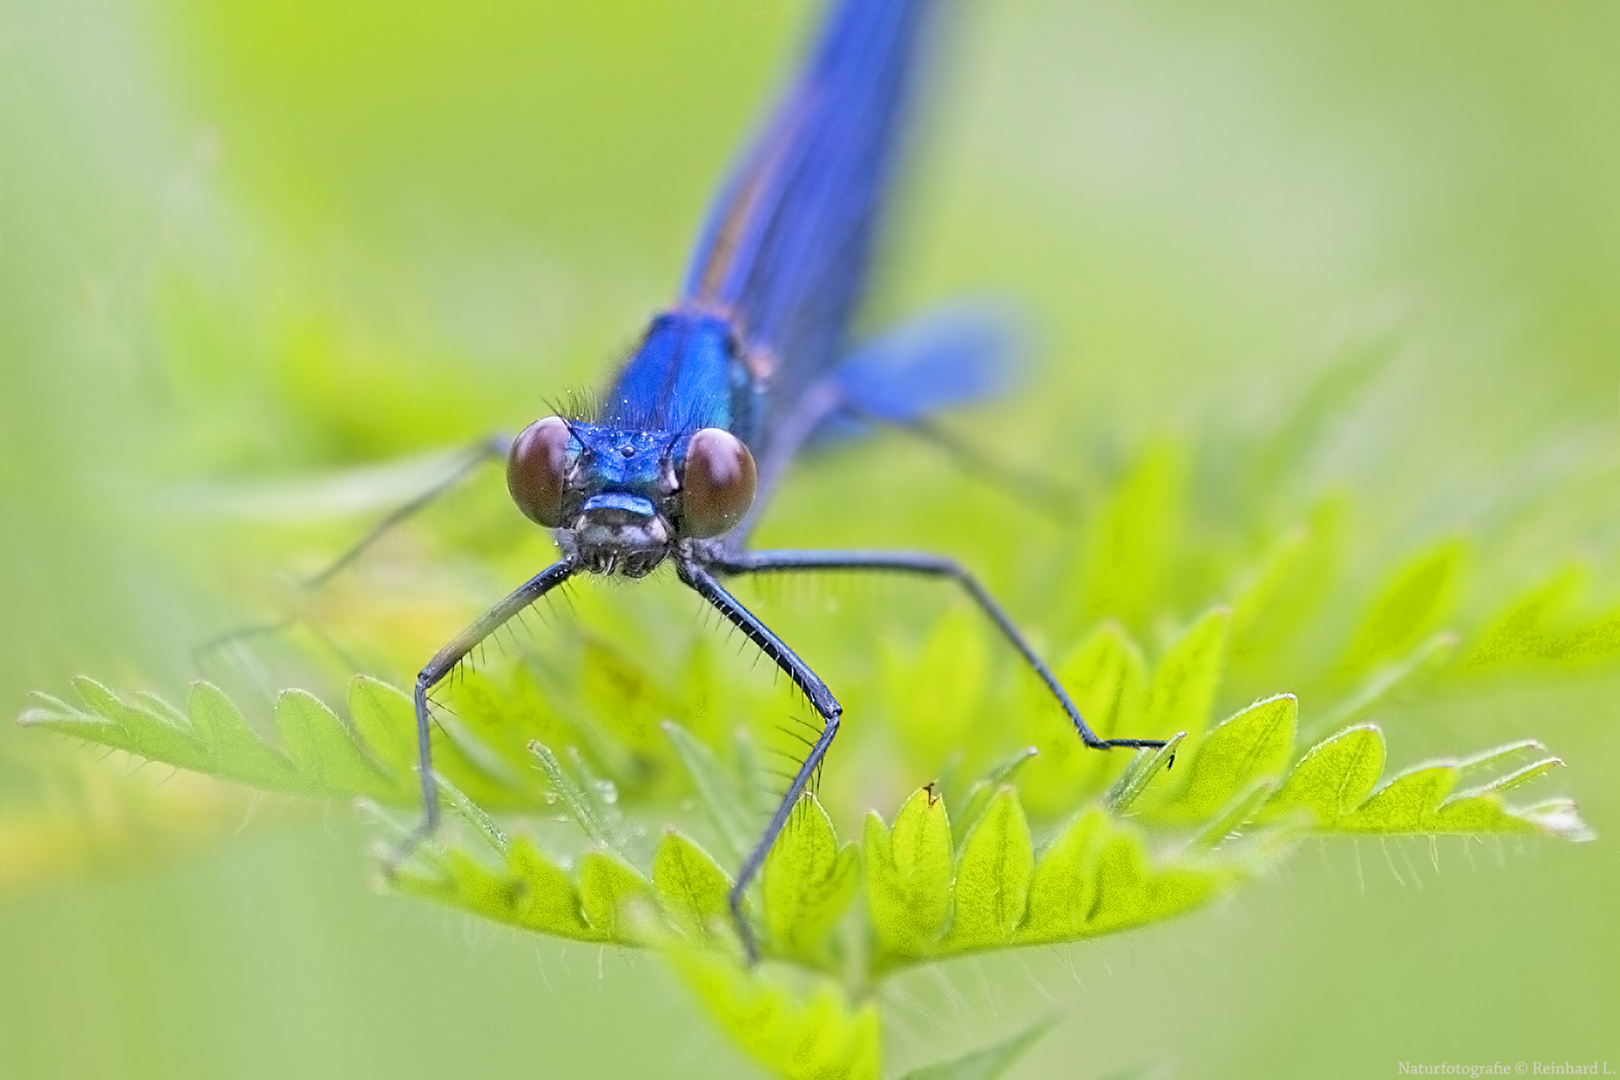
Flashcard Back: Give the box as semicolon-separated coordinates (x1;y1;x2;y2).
307;434;512;589
709;548;1170;752
676;556;842;965
387;555;579;866
195;435;511;667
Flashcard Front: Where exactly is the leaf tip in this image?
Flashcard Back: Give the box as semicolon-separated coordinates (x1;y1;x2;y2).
16;702;62;728
1524;799;1596;843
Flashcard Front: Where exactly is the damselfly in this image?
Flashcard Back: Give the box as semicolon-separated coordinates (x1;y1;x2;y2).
398;0;1168;962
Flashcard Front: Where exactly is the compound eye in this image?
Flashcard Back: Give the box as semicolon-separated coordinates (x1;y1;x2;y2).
507;416;573;527
682;428;756;538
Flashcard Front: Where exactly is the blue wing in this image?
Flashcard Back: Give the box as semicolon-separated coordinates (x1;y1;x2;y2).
807;304;1022;445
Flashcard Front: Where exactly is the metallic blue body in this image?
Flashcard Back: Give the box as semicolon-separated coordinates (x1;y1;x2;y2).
586;0;941;523
403;0;1169;965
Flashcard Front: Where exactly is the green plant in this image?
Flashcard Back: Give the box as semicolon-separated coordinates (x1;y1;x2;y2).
21;427;1603;1078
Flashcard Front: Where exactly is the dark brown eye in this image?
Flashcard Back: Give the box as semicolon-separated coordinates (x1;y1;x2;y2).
682;428;756;537
507;416;573;527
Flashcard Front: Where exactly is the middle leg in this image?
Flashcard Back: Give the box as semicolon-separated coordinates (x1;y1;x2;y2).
709;548;1169;751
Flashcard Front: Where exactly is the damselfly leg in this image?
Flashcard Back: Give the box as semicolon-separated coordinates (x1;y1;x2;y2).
193;435;511;670
386;556;580;865
692;546;1171;962
674;555;844;963
711;549;1170;751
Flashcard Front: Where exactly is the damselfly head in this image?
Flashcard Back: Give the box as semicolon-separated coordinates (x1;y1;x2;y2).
505;416;668;576
507;414;755;574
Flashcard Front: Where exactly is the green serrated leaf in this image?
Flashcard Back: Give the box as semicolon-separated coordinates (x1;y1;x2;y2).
132;690;190;729
385;861;461;910
1464;567;1576;668
1019;623;1149;815
1102;733;1184;815
507;836;595;939
273;689;395;798
1142;608;1230;745
1020;807;1109;942
1429;791;1543;833
672;951;881;1080
529;740;625;853
440;848;524;920
865;786;953;959
1462;756;1564;797
17;690;77;722
885;607;989;766
438;773;509;853
390;837;599;942
186;682;300;788
578;850;657;944
1311;632;1456;739
664;720;754;864
1260;724;1386;828
18;691;138;753
1085;831;1222;935
899;1013;1059;1080
1340;539;1467;676
1190;778;1278;848
1299;747;1575;838
351;677;522;809
1021;807;1233;944
1339;764;1455;831
1231;526;1313;656
951;746;1038;841
1319;755;1574;838
75;676;206;770
653;830;734;944
1152;695;1296;822
1453;740;1546;782
346;675;419;780
943;789;1033;951
68;676;141;723
1077;441;1185;630
580;637;675;759
764;794;859;961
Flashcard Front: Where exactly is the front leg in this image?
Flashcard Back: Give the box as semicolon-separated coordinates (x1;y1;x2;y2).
387;555;580;867
676;555;842;965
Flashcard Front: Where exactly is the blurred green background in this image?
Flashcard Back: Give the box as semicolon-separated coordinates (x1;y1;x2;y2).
2;0;1617;1076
